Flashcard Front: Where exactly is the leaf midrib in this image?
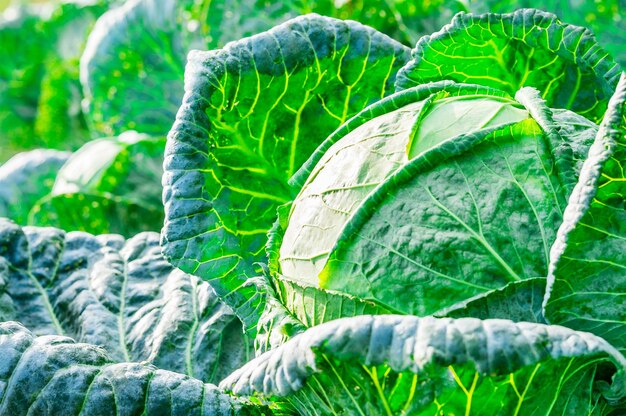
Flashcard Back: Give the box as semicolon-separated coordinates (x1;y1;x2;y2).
10;265;65;336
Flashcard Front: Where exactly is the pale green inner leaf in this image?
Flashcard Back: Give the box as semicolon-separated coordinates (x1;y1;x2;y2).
280;93;530;292
408;95;529;158
279;102;421;285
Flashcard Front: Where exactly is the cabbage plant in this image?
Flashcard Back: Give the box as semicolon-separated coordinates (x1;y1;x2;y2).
0;4;625;416
160;8;626;414
276;82;597;320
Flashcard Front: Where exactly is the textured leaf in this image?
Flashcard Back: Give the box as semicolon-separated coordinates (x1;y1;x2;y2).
467;0;626;68
544;72;626;353
0;150;69;224
0;2;107;161
0;321;266;415
0;219;250;384
162;14;410;330
222;315;626;415
248;275;305;355
79;0;466;138
29;131;165;236
277;82;597;322
437;277;547;323
80;0;337;136
395;9;621;123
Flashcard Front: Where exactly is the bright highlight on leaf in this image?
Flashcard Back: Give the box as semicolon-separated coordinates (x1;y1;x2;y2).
408;94;529;158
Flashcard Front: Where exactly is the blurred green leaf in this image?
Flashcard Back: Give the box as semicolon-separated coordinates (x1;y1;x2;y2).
30;131;165;236
0;1;108;162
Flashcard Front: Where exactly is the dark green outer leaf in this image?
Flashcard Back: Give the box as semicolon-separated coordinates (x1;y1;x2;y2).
544;72;626;353
395;9;621;123
0;219;250;384
162;14;410;331
222;315;626;415
0;321;266;415
0;150;69;225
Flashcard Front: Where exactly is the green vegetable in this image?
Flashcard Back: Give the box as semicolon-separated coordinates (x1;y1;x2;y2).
30;131;165;236
544;73;626;353
162;14;410;330
0;4;625;415
0;218;250;383
222;315;626;415
276;82;597;322
0;321;266;415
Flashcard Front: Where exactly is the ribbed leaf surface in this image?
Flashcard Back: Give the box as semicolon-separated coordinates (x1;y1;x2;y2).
0;322;265;415
0;219;250;384
162;14;410;329
545;73;626;353
222;315;626;415
396;9;621;123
